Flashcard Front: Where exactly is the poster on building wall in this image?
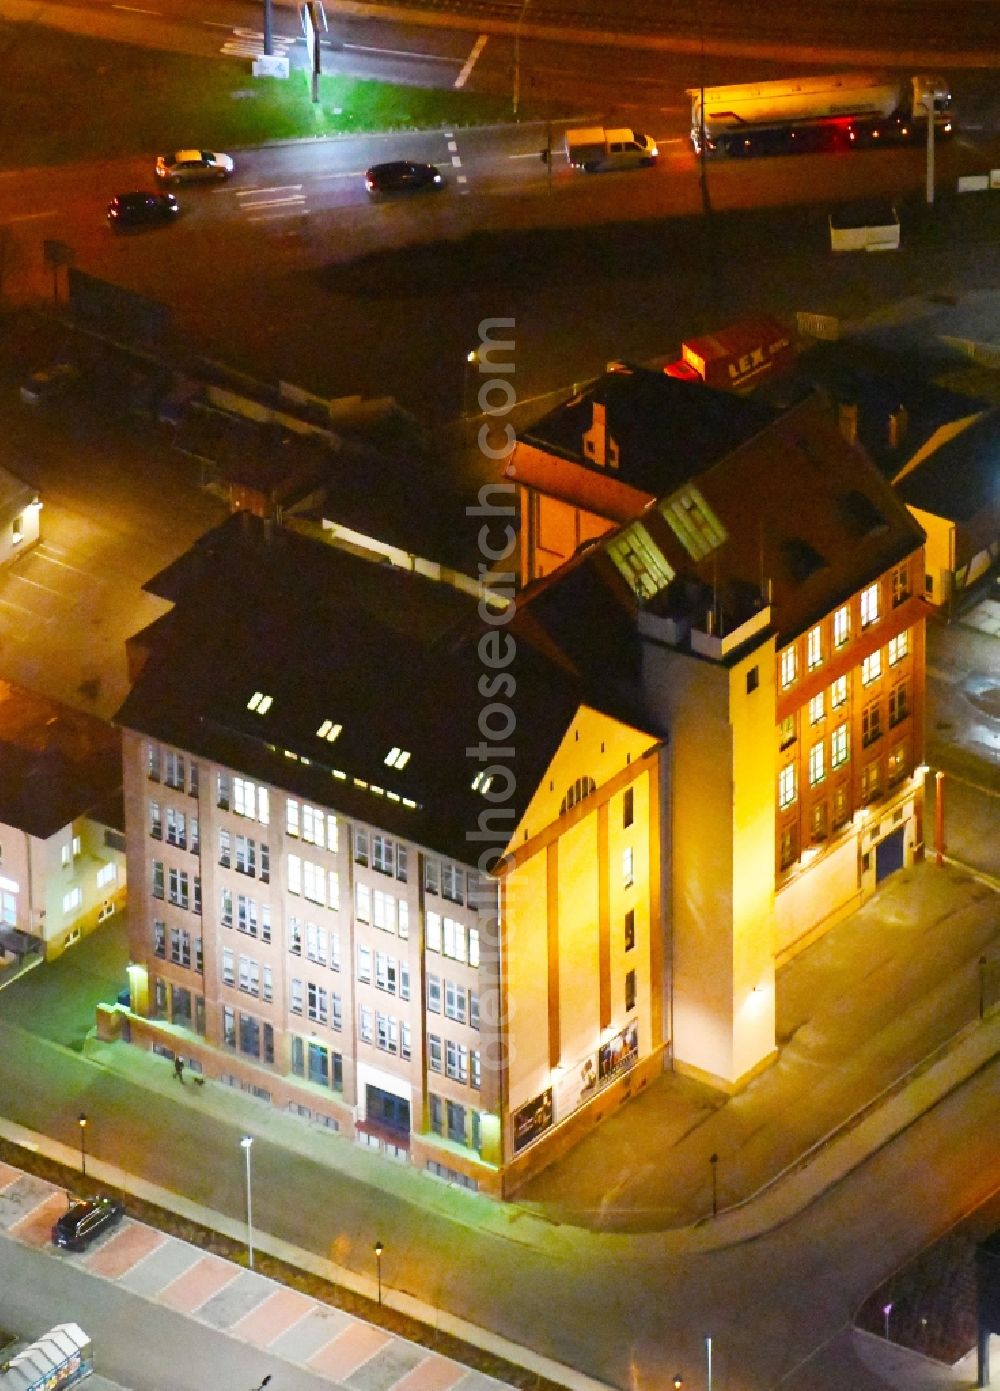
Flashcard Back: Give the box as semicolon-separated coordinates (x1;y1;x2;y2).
554;1054;599;1119
598;1020;639;1082
512;1088;553;1152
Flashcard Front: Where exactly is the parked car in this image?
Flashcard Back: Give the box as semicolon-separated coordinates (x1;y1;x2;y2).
51;1196;124;1251
107;192;180;231
155;150;234;183
364;161;444;196
19;362;80;405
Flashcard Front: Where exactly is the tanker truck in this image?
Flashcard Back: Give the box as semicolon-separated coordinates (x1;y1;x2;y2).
688;73;952;157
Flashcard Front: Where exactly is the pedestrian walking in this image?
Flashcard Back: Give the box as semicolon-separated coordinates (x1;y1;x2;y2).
173;1056;185;1084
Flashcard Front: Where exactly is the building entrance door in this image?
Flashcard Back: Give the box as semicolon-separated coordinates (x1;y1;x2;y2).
875;825;905;882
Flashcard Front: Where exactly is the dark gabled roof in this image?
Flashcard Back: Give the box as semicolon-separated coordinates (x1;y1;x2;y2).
893;408;1000;524
116;514;649;864
0;684;122;839
518;365;777;496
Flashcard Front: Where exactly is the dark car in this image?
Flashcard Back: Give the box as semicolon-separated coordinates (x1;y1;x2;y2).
364;161;444;197
51;1196;124;1250
107;192;180;231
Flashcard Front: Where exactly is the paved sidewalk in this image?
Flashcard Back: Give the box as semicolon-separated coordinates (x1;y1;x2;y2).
0;1162;517;1391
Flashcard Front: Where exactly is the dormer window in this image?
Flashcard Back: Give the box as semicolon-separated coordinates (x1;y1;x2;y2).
471;771;493;794
247;691;273;714
385;747;411;770
316;720;342;742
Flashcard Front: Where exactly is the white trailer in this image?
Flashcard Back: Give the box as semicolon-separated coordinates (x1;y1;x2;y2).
688;72;952;156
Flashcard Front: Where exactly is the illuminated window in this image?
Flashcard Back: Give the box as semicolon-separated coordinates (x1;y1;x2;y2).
426;910;442;953
355;882;371;923
357;944;371;984
316;719;342;742
779;645;797;689
860;582;879;628
833;605;850;649
471;771;493;794
861;650;882;686
385;747;411;769
861;759;881;803
888;743;907;783
808;741;825;786
808;693;824;725
622;847;635;890
62;887;82;915
888;629;909;666
806;626;823;671
778;763;796;810
830;675;848;709
778;714;796;750
658;485;727;561
246;690;273;714
831;723;849;769
606;521;675;599
287;854;301;895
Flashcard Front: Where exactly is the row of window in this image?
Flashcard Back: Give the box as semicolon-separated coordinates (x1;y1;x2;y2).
427;975;480;1028
151;863;203;913
291;1035;343;1090
354;829;408;881
219;831;270;881
148;745;198;796
153;921;204;972
359;1005;413;1058
426;911;480;966
358;946;412;999
780;633;911;747
779;688;909;808
222;1005;275;1062
288;855;340;908
428;1094;477;1148
220;890;272;940
427;1033;482;1088
222;950;274;1001
356;884;409;936
290;918;341;968
218;774;270;825
287;800;339;852
776;574;910;692
150;804;200;853
779;743;909;867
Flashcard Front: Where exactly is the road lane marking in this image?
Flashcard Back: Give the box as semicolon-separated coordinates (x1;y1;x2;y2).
454;33;487;89
247;211;307;222
241;196;307;209
7;210;58;222
112;5;161;13
341;42;457;63
451;156;462;167
236;185;303;196
312;171;366;180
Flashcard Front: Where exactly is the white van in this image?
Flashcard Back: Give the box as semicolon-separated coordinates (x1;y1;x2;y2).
564;127;658;172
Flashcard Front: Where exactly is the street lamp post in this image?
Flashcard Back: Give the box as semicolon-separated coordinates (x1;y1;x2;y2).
512;0;531;119
883;1301;893;1341
78;1113;87;1179
672;1377;684;1389
374;1240;384;1305
704;1334;713;1391
241;1135;255;1271
923;92;935;206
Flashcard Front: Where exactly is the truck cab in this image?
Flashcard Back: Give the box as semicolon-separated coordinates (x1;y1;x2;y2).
564;127;658;172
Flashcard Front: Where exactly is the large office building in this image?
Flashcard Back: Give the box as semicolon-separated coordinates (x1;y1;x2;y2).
111;370;927;1194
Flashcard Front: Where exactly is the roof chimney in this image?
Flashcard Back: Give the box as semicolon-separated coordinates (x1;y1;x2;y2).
582;401;620;470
